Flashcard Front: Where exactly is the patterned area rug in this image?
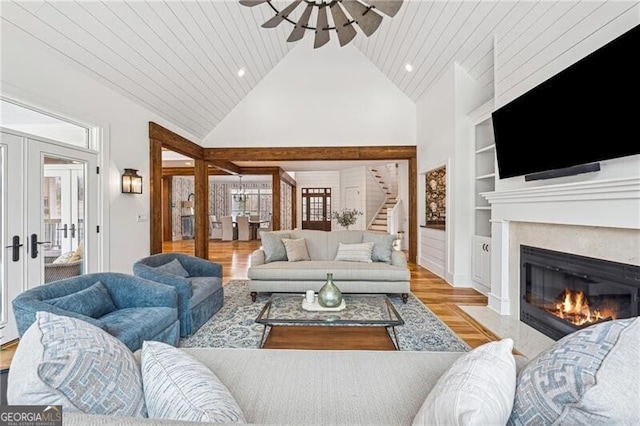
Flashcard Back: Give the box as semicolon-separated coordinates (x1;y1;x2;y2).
180;280;470;352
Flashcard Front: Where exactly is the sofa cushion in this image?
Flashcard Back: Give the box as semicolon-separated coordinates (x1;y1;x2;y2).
7;311;146;417
47;281;117;319
413;338;516;425
508;317;640;425
101;307;178;352
334;242;374;263
363;232;397;263
282;238;311;262
261;232;290;263
248;260;410;282
154;258;189;278
141;341;246;423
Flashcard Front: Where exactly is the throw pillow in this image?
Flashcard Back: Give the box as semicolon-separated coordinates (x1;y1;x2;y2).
363;232;397;263
508;317;640;425
334;242;374;263
261;232;290;263
413;338;516;426
48;281;117;319
69;242;84;262
141;341;246;423
52;251;73;264
282;238;311;262
155;258;189;278
7;311;146;417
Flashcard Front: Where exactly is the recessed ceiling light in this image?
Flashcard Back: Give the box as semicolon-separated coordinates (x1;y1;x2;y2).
237;67;246;77
405;63;413;72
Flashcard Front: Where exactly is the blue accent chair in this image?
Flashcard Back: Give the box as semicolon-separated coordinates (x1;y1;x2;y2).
11;272;180;352
132;253;224;338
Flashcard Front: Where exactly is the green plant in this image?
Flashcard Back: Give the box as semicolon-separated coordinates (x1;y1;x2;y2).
331;208;363;228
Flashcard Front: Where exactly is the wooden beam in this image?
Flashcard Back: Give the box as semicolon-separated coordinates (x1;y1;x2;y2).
149;122;204;159
408;157;417;262
162;176;172;242
194;158;208;259
203;146;416;162
150;138;163;254
272;171;281;231
162;167;227;177
209;160;240;175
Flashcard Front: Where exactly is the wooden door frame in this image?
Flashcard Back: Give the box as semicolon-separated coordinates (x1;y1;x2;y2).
150;122;417;261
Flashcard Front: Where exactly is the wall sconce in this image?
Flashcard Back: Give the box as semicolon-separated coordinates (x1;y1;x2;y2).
122;168;142;194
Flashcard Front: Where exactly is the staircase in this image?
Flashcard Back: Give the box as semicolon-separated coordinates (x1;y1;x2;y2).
368;165;398;233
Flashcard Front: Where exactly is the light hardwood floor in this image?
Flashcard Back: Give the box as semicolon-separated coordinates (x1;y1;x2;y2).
0;240;499;370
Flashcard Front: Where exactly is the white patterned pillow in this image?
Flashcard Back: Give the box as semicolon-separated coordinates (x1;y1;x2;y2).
7;311;146;417
282;238;311;262
334;242;374;263
509;317;640;425
141;341;246;423
413;338;516;426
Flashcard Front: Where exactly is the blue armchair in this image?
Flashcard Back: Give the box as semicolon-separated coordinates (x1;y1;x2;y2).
132;253;224;337
11;272;180;352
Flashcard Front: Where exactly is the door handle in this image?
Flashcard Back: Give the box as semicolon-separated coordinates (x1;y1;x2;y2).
61;223;68;238
5;235;23;262
30;234;51;259
70;224;76;239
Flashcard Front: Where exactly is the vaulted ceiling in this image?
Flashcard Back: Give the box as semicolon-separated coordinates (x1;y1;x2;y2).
0;1;625;140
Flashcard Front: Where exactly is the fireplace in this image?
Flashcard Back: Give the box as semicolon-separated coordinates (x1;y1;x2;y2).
520;245;640;340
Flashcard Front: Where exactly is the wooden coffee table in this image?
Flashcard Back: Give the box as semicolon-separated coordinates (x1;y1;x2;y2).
255;294;404;350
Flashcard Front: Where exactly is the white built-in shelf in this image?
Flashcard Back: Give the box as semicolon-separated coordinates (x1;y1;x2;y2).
476;173;495;180
475;144;495;155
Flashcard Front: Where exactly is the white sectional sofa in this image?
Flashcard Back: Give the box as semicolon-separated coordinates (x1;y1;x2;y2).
247;229;411;302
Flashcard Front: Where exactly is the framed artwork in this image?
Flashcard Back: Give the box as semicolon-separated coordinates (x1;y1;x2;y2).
425;166;446;229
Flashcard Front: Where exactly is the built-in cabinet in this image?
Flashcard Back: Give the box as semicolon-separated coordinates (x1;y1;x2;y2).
470;100;495;292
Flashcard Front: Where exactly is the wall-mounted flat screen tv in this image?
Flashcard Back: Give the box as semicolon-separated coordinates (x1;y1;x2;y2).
492;23;640;180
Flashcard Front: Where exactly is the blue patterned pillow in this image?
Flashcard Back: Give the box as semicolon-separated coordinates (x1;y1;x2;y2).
509;317;640;425
141;341;246;423
155;258;189;277
48;281;117;318
7;311;147;417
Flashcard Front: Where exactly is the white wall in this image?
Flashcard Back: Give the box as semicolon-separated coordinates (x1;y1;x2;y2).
339;167;367;230
1;23;201;273
203;37;416;148
416;62;490;284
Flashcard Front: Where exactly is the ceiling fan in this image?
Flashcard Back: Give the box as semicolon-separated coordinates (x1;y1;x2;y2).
239;0;404;49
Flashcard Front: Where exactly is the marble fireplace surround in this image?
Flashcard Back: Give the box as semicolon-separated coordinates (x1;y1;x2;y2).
462;176;640;357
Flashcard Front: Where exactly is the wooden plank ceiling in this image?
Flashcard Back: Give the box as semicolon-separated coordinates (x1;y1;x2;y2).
1;1;626;140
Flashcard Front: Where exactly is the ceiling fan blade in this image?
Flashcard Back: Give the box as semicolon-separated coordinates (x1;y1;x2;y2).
366;0;404;17
341;0;383;37
287;3;314;42
239;0;268;7
262;0;303;29
330;2;357;47
314;3;331;49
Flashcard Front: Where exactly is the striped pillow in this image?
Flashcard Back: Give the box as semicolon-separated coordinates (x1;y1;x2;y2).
334;242;374;263
141;341;246;423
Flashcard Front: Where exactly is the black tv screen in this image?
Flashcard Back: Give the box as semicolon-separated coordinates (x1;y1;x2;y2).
492;23;640;179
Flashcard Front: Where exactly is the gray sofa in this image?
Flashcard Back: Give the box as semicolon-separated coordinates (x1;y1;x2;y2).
248;229;411;302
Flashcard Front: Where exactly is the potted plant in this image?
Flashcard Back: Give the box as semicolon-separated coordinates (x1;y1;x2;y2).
331;208;363;230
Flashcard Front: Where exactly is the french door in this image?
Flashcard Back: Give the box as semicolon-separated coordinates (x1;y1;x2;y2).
1;130;98;343
301;188;332;231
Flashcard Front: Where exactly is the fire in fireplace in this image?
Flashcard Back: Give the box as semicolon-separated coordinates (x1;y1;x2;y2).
520;245;639;341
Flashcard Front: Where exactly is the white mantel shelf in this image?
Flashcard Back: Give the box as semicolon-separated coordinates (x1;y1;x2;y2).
482;177;640;229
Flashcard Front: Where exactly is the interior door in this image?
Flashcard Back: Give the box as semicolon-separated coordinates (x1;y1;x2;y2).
301;188;331;231
0;132;25;343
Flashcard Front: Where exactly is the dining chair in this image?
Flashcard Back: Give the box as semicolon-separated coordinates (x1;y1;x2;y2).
209;215;223;240
221;216;236;241
236;215;251;241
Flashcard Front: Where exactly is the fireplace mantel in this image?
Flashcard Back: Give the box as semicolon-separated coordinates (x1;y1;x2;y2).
479;176;640;316
483;176;640;229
